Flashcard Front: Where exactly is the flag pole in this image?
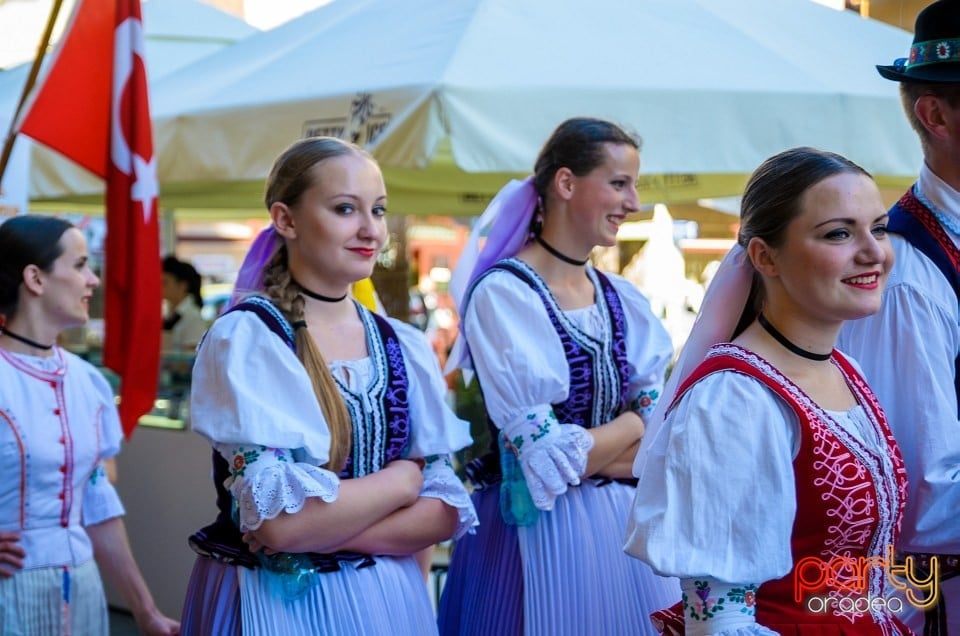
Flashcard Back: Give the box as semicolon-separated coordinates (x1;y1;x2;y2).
0;0;67;190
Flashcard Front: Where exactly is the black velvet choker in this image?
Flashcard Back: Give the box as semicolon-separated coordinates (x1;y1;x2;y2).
295;280;348;303
535;235;589;266
0;326;54;350
757;313;831;362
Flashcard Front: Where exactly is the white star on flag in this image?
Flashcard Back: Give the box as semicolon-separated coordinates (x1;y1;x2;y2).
131;153;157;222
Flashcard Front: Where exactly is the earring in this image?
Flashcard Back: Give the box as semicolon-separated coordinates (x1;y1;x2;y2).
528;211;544;240
528;197;544;239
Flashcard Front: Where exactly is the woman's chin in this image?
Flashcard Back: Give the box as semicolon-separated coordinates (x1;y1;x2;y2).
65;313;90;330
844;303;884;321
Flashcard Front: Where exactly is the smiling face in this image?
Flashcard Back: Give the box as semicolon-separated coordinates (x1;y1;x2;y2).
760;172;892;325
565;141;640;248
39;228;100;329
277;152;388;295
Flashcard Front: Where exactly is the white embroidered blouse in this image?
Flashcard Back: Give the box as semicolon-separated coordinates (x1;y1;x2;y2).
626;351;904;635
191;306;478;540
0;348;125;570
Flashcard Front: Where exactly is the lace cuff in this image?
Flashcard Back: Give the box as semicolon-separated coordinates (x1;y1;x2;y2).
420;455;478;540
217;443;339;531
82;462;125;526
680;578;776;636
500;406;594;511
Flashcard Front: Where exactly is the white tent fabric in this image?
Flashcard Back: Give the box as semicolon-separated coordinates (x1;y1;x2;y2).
0;0;257;213
127;0;919;215
0;0;72;70
0;65;33;214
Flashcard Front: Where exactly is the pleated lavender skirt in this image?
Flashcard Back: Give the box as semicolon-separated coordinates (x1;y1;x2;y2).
438;481;681;636
438;487;524;635
181;556;242;636
181;553;437;636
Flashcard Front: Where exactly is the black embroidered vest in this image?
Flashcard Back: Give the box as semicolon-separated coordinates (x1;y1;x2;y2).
463;259;632;488
188;296;411;572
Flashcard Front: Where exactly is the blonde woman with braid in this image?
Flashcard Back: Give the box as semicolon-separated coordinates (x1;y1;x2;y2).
179;137;477;635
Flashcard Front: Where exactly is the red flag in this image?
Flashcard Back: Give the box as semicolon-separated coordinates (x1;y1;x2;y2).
18;0;161;438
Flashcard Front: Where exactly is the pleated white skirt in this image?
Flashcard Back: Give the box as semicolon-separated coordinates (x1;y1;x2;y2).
440;480;681;636
0;558;108;636
236;554;438;636
517;480;680;635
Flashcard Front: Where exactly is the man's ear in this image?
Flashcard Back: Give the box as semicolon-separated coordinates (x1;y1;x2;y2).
747;236;779;278
915;94;953;141
21;264;44;296
270;202;296;240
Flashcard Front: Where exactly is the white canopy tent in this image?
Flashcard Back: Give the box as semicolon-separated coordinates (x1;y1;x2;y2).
31;0;918;216
0;0;257;214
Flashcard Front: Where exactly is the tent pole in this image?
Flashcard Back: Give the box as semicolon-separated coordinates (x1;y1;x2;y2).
0;0;66;193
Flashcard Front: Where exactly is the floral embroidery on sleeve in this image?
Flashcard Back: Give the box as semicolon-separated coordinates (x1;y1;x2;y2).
424;454;452;470
683;580;759;622
219;443;338;532
504;410;560;455
88;462;107;486
632;388;661;419
228;446;289;479
730;586;758;614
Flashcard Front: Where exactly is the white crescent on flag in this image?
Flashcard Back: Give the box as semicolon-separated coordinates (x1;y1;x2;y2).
111;16;156;222
18;0;162;436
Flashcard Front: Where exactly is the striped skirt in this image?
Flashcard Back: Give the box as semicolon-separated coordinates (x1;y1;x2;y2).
181;553;438;636
0;559;108;636
438;480;681;636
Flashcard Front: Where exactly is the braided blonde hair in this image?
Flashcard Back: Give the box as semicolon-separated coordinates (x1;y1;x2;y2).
262;137;369;472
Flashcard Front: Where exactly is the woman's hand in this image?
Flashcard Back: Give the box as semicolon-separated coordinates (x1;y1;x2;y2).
584;411;644;477
382;458;426;506
87;517;180;636
502;420;595;511
0;531;25;577
592;440;641;480
244;531;268;555
134;608;181;636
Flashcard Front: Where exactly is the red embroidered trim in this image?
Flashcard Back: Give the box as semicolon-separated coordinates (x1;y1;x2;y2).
0;411;26;528
897;190;960;273
54;383;73;528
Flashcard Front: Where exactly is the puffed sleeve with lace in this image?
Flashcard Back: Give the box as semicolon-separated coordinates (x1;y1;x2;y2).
463;270;597;511
190;310;339;532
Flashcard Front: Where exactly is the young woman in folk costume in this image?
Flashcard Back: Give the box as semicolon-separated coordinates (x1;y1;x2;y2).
179;137;477;635
0;215;179;635
626;147;913;635
438;117;681;635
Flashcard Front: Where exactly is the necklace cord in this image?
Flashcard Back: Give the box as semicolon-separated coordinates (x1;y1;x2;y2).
293;279;348;303
535;234;589;266
757;314;832;362
0;327;55;350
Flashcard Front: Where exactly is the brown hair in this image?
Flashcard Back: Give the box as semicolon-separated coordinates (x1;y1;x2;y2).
262;137;370;472
162;255;203;307
0;215;75;318
533;117;640;207
733;146;871;336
